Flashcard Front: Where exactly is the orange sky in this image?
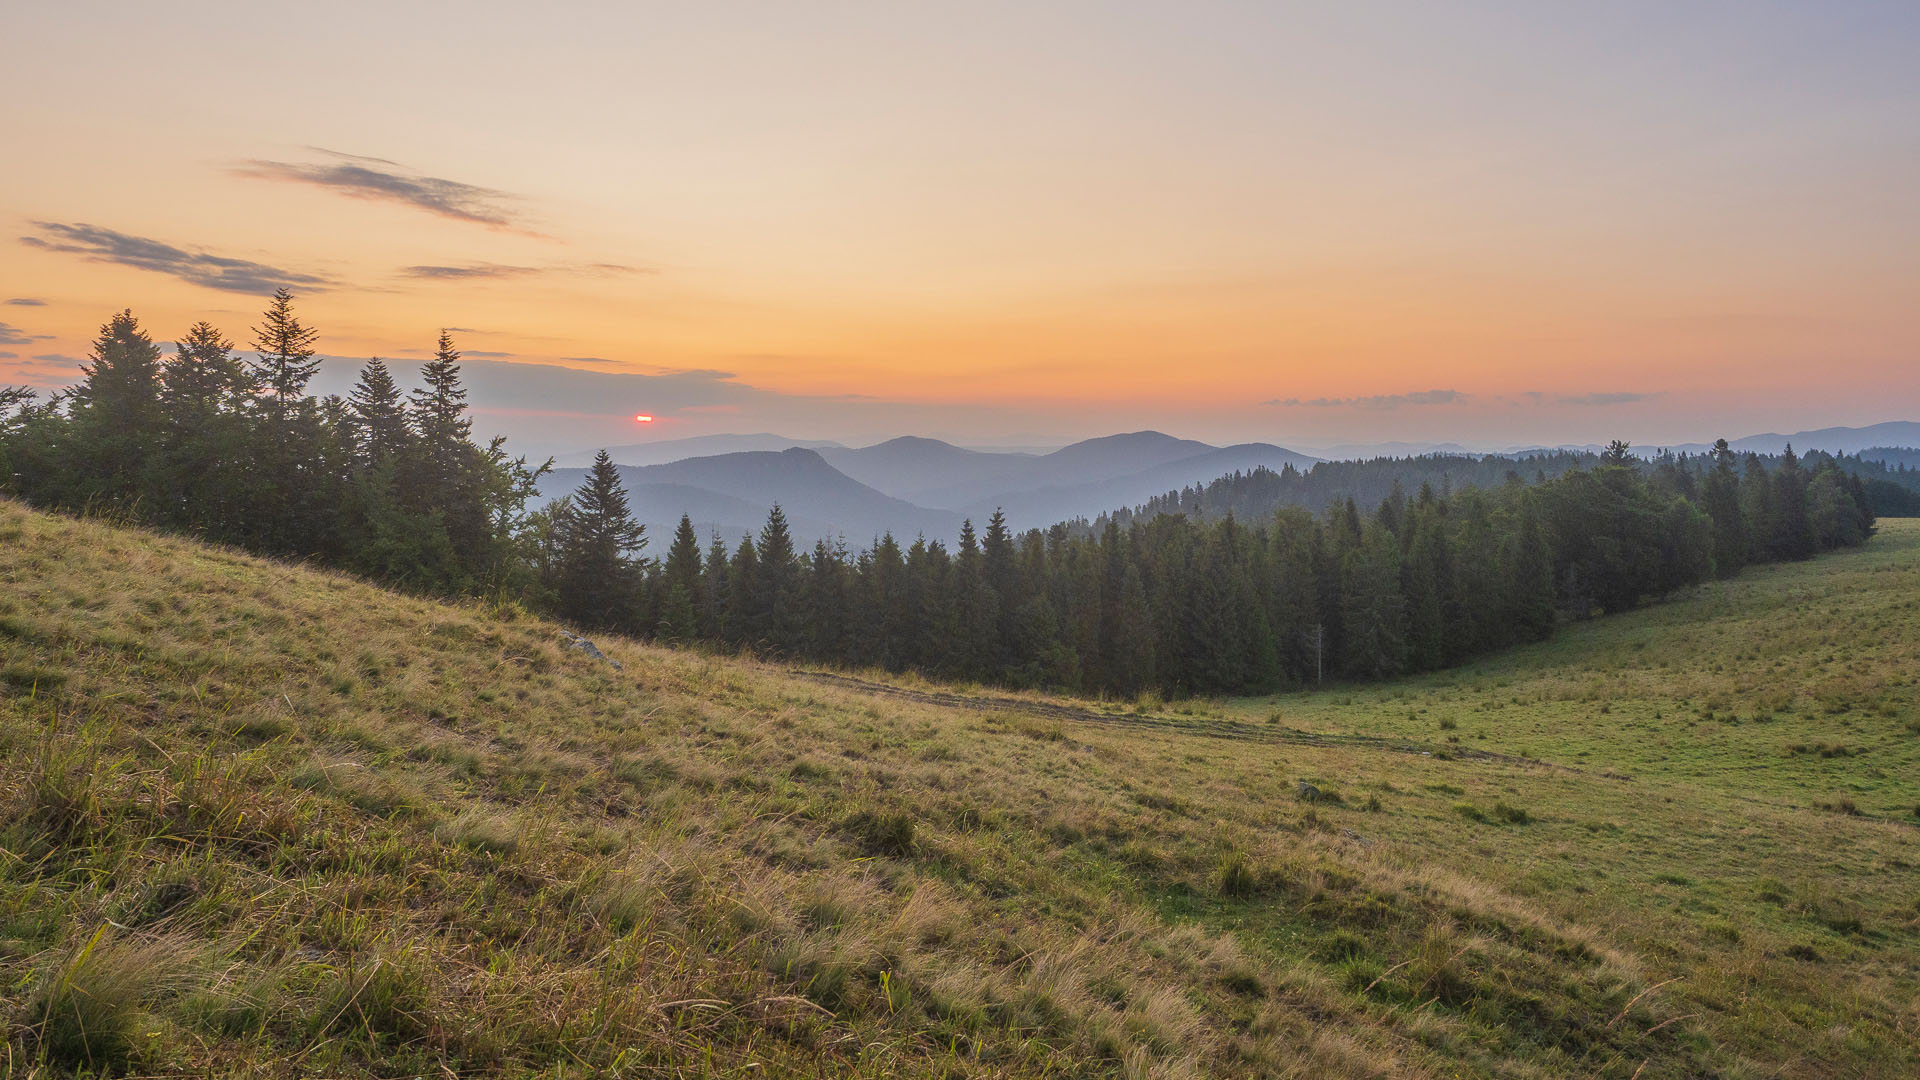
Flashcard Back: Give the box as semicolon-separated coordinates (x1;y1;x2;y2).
3;3;1916;451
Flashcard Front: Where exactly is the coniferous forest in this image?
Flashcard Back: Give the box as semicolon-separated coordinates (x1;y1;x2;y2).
1;296;1879;697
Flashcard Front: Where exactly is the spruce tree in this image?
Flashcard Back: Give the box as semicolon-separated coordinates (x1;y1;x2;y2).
702;531;733;640
726;536;761;646
553;450;648;630
1770;445;1816;560
411;331;473;455
1702;438;1747;577
67;309;164;505
1340;522;1408;680
157;321;249;531
404;331;490;580
348;358;410;465
660;514;704;604
753;504;805;653
248;288;320;415
163;322;249;416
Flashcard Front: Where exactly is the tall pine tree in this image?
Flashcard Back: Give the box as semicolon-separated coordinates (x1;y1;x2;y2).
552;450;648;630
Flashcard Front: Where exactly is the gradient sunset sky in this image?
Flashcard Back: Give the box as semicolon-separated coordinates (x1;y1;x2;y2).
4;2;1917;452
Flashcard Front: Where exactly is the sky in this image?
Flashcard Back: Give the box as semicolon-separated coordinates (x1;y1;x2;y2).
3;1;1917;454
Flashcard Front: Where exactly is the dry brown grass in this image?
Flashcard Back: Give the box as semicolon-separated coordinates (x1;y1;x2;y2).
0;499;1915;1077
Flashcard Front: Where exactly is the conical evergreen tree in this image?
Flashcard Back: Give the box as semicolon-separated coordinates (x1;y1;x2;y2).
156;321;250;531
753;504;806;653
411;331;472;453
552;450;648;630
1702;438;1747;577
163;322;249;417
248;288;320;416
66;309;164;505
348;358;409;465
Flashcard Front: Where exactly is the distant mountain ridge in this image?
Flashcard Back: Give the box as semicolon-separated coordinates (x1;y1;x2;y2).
542;421;1917;549
550;433;845;469
538;447;960;548
543;431;1320;547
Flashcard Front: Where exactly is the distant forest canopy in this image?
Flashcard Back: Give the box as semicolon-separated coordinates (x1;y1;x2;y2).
1859;444;1920;472
1086;445;1920;533
0;297;1886;696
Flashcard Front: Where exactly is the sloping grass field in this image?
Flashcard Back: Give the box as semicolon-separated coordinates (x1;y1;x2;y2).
1;499;1915;1077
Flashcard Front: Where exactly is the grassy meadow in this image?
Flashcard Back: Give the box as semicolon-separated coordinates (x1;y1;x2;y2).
0;498;1915;1078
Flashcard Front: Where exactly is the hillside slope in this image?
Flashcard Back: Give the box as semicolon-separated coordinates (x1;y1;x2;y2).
1;500;1915;1077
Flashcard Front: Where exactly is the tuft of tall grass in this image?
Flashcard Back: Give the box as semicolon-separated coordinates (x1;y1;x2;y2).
24;927;199;1072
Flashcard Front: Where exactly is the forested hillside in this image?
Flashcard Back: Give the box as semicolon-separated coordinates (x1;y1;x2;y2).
0;296;1878;699
593;441;1870;696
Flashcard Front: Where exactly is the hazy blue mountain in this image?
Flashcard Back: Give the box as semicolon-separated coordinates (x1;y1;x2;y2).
540;431;1323;543
553;433;844;468
910;431;1232;509
1723;422;1920;457
532;421;1920;549
963;440;1322;529
817;436;1038;503
539;448;960;547
1604;422;1920;459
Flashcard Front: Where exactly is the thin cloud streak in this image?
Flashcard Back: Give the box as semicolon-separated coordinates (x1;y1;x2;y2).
401;262;646;281
20;223;329;294
5;298;47;306
403;264;542;280
234;149;526;230
0;322;54;346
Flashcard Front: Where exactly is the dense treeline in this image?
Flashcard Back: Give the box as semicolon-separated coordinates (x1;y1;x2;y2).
0;296;547;596
0;297;1879;698
1111;452;1593;527
1108;447;1920;531
565;440;1871;696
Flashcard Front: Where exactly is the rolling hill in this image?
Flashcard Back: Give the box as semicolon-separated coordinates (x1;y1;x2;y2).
816;436;1039;506
539;447;961;545
2;499;1915;1077
963;440;1325;528
552;433;845;469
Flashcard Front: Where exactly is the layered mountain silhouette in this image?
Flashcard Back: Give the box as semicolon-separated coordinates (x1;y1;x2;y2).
537;448;961;548
540;422;1918;548
540;432;1319;546
549;433;844;469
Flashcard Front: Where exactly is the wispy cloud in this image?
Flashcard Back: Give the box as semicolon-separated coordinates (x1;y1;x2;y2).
401;262;644;281
5;298;46;306
1558;391;1658;406
0;322;54;346
402;264;542;280
562;356;618;364
463;350;516;358
32;353;76;364
1265;389;1466;409
21;222;329;294
234;148;525;229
